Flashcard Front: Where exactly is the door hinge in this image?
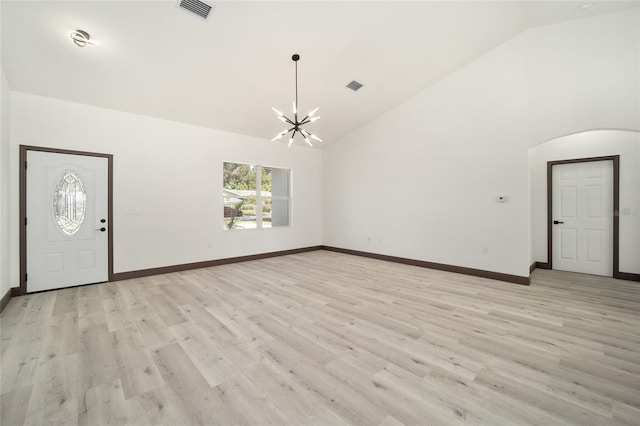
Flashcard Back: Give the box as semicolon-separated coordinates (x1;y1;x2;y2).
25;273;27;282
25;217;27;226
24;161;27;169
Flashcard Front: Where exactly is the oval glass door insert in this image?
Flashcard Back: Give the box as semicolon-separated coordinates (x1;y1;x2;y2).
53;170;87;236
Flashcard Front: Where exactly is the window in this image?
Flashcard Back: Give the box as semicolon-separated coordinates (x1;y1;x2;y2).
223;162;290;230
53;170;87;236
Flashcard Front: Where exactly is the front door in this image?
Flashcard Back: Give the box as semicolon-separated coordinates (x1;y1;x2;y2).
551;160;613;276
26;150;109;292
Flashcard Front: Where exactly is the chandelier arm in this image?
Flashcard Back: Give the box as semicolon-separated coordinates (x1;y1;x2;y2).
295;59;298;115
282;116;296;126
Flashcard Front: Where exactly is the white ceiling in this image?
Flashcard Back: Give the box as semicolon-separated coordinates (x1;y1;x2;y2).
2;1;638;147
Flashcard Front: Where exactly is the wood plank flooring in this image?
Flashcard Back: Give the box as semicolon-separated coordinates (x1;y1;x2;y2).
2;250;639;425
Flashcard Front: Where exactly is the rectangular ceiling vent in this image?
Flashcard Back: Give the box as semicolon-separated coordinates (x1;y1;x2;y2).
178;0;214;20
346;80;363;91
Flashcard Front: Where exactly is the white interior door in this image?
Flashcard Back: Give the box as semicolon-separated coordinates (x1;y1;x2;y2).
27;150;109;292
552;160;613;276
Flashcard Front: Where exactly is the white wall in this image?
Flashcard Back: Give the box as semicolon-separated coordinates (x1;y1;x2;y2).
531;130;640;274
1;62;11;296
323;8;639;278
8;92;322;285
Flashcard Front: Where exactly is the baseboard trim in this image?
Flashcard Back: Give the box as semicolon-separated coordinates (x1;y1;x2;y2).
0;288;13;313
322;246;530;286
112;245;530;285
533;262;638;282
111;246;323;282
10;246;634;295
535;262;552;270
615;271;640;282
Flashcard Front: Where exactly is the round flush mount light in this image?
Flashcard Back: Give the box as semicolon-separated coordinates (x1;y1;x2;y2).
69;30;94;47
581;1;595;11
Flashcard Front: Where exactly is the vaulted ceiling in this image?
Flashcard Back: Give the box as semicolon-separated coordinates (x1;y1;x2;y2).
2;1;638;146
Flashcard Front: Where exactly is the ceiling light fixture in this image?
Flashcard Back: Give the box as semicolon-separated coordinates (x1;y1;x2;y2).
271;54;322;147
69;30;95;47
581;1;595;11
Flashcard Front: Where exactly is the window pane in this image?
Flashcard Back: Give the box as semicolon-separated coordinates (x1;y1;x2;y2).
223;163;257;191
263;167;290;197
223;196;245;230
262;198;271;229
53;170;87;236
269;198;289;227
234;197;257;230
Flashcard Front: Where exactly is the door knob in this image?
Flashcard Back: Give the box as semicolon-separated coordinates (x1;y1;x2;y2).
553;220;564;225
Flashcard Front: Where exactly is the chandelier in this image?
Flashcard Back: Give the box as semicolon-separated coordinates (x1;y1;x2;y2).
271;54;322;147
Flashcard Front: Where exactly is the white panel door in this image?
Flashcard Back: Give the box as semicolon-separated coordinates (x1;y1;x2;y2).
27;151;108;292
552;160;613;276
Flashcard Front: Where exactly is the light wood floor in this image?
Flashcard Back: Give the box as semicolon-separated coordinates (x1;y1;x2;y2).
2;251;640;425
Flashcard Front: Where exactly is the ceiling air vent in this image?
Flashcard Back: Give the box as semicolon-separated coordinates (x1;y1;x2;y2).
346;80;363;91
178;0;214;20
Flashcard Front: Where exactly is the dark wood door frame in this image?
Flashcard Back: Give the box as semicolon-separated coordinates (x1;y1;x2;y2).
544;155;620;278
18;145;114;295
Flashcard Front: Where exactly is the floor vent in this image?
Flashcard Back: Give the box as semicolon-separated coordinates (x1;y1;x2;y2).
178;0;214;20
346;80;363;91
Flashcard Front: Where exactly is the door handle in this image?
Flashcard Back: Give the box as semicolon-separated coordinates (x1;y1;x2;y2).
95;227;107;232
553;220;564;225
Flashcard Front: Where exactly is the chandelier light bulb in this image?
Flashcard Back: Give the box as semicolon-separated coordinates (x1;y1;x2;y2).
292;101;297;114
270;130;287;142
308;107;319;117
311;134;323;142
271;107;283;116
310;116;321;122
288;138;294;147
304;137;312;147
277;116;286;122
